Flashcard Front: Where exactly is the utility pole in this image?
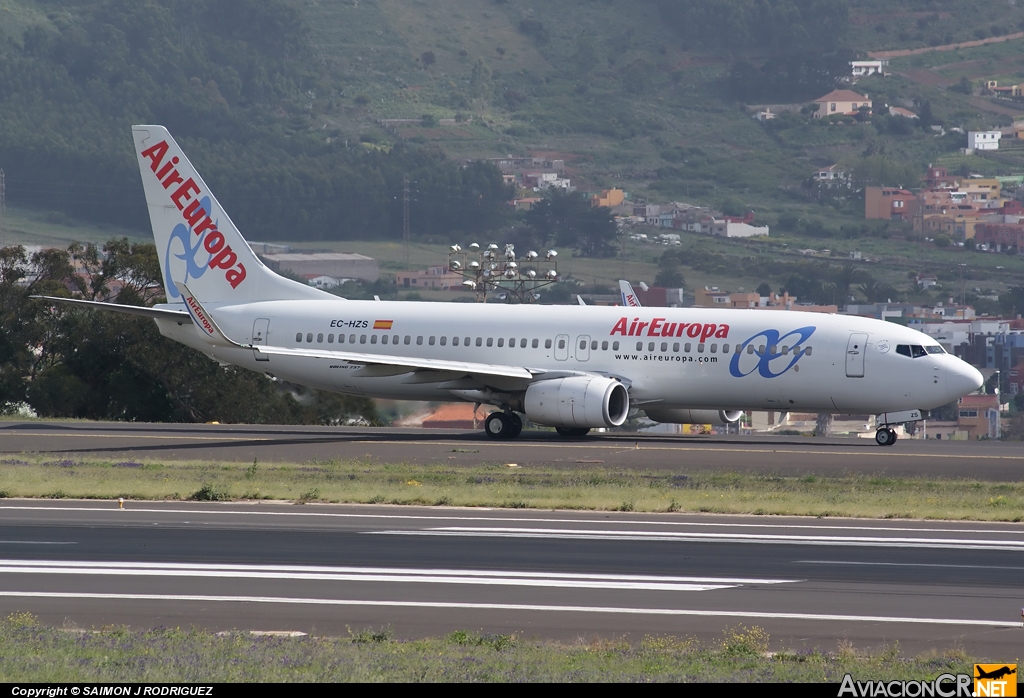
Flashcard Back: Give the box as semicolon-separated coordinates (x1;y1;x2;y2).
402;174;410;269
0;169;6;248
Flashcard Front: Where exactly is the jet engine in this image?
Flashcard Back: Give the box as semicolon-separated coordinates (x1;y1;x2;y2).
524;376;629;428
643;408;743;425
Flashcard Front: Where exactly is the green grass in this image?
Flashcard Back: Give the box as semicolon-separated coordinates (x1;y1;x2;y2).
2;455;1024;521
0;613;983;681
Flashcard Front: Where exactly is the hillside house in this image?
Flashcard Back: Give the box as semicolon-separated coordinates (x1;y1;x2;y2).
709;219;769;238
812;164;851;186
968;131;1001;151
813;89;870;119
1008;361;1024;396
865;187;917;220
889;106;918;118
591;188;625;208
851;60;887;78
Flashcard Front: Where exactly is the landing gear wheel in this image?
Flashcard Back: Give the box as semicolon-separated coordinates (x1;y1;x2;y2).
508;413;523;439
875;427;897;446
555;427;591;438
485;412;511;439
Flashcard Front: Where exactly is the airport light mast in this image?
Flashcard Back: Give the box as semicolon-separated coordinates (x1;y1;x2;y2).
447;243;558;303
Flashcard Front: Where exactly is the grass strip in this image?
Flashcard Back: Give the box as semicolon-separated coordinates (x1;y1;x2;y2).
0;614;980;682
0;455;1023;520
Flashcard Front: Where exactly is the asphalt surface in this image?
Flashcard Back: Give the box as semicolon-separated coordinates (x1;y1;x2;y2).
2;421;1024;479
0;501;1020;657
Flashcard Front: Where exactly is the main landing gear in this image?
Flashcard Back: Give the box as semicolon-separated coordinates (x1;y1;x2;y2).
875;427;898;447
485;411;522;440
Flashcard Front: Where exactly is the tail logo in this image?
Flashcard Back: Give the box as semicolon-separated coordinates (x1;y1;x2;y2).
140;140;247;295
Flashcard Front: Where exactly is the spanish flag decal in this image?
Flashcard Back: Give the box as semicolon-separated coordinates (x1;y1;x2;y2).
373;320;394;330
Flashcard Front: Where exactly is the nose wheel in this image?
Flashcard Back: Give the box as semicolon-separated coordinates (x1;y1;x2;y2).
875;427;897;446
485;411;523;439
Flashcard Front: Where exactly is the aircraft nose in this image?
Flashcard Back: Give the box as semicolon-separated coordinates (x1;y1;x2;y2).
946;360;984;402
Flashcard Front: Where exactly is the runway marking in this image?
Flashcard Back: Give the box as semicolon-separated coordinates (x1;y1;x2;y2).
0;505;1021;537
0;591;1015;628
0;432;270;442
0;560;798;592
371;527;1024;551
796;560;1024;571
0;541;75;545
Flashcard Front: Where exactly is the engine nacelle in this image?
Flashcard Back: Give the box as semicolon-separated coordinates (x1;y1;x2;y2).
524;376;629;428
644;408;743;425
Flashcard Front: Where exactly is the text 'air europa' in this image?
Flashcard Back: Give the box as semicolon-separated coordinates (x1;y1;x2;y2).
611;317;729;342
140;140;246;289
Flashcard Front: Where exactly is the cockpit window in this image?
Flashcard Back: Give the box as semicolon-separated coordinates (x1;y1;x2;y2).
925;345;944;354
896;344;930;358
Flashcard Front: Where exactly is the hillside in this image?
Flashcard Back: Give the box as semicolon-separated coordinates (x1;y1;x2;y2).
2;0;1024;305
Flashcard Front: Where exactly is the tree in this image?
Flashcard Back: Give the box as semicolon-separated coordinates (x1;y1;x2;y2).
655;259;684;288
756;282;772;296
524;191;618;258
469;58;493;100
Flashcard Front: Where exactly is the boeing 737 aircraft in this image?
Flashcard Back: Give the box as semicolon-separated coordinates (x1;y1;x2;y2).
38;126;984;445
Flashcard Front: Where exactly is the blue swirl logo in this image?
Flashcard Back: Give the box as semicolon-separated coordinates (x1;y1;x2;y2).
164;196;214;299
729;326;816;378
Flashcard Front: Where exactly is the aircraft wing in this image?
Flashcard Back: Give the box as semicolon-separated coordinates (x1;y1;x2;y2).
31;296;191;321
251;345;537;380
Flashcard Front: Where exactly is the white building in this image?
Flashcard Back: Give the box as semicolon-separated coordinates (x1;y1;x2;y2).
968;131;1001;151
851;60;887;78
709;220;769;238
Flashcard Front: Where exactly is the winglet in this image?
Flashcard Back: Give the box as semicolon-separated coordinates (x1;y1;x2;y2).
175;282;242;347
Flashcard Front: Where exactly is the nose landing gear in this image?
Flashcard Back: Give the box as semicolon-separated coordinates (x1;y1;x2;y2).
875;427;897;447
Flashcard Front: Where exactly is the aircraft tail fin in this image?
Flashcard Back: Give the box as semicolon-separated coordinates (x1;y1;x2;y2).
619;280;642;307
132;125;333;305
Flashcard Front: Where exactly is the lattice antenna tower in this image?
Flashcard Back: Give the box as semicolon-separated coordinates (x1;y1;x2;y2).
0;169;5;248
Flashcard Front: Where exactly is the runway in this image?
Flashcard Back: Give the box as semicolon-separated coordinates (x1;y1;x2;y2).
0;501;1020;656
3;421;1024;479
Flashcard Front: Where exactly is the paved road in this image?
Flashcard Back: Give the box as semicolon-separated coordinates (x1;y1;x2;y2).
2;421;1024;480
0;501;1019;657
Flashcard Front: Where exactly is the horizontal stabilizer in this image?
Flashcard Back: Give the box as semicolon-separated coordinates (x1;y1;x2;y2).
31;296;190;321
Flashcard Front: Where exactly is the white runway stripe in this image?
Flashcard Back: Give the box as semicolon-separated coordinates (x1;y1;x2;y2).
370;527;1024;551
0;590;1015;628
0;560;798;592
0;505;1021;536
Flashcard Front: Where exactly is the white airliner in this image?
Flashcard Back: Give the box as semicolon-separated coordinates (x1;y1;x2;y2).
39;126;984;446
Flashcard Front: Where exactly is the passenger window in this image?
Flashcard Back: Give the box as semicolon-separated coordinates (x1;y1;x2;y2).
736;345;742;354
416;336;423;345
710;343;717;353
805;347;812;356
613;341;620;350
661;342;667;352
466;337;471;347
370;335;378;344
429;336;435;346
580;339;586;350
498;338;505;347
558;339;565;349
673;342;679;352
770;345;778;355
440;336;447;346
648;342;655;351
747;345;754;354
295;333;302;342
381;335;388;345
636;341;643;351
360;335;367;344
601;341;608;350
453;337;460;346
781;345;788;355
698;343;705;353
590;340;597;350
488;338;494;347
339;334;345;344
349;334;356;344
477;337;483;347
758;344;765;354
520;338;527;348
685;343;691;352
306;333;313;343
328;334;334;343
544;339;551;349
723;344;729;353
532;339;539;348
405;335;411;345
317;333;324;343
509;338;515;347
